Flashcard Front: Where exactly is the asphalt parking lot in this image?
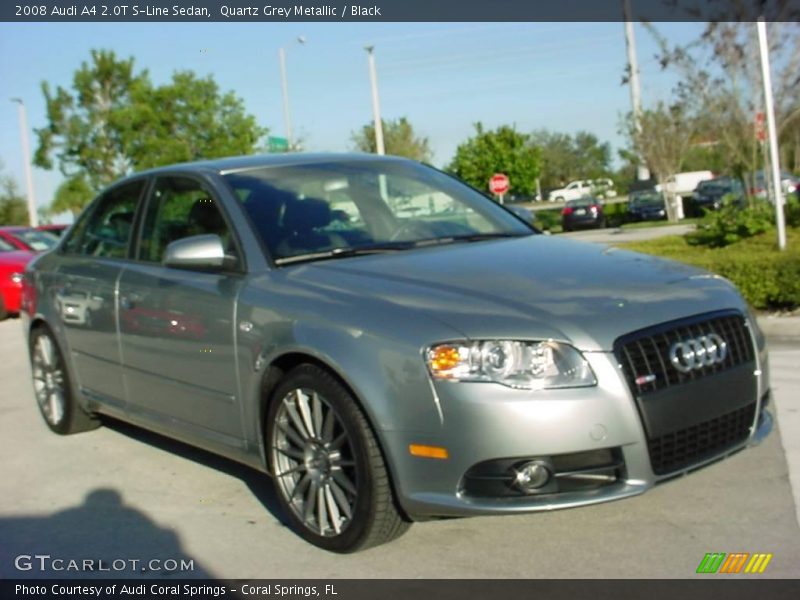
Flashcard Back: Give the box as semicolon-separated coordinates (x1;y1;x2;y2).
1;317;799;579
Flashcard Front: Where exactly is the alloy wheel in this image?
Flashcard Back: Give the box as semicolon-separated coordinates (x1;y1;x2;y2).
31;334;66;426
270;388;358;537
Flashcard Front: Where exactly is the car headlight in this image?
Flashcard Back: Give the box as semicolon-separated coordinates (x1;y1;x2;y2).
10;272;23;285
425;340;597;390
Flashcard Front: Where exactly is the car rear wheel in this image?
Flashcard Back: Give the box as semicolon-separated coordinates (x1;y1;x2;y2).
30;326;100;435
0;296;7;321
266;364;410;552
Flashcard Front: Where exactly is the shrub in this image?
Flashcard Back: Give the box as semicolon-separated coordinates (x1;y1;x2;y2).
687;199;775;248
619;228;800;310
533;208;561;232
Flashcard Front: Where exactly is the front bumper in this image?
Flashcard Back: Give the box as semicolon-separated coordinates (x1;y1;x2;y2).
384;349;771;520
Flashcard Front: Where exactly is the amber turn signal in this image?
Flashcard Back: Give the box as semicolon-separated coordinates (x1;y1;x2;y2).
409;444;449;459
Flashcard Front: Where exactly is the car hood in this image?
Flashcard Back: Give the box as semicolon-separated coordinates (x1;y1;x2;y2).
283;235;747;351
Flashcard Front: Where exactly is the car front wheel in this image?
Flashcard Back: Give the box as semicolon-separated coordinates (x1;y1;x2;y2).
266;364;410;552
30;326;100;435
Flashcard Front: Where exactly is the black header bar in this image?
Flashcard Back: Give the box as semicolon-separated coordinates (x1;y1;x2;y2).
3;0;800;22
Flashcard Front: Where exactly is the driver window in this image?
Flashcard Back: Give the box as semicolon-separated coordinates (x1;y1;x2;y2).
138;176;233;263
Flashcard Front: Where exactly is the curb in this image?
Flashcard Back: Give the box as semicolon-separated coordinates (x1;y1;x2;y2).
757;315;800;340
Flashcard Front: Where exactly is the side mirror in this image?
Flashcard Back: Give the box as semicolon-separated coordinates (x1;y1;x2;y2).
163;234;225;270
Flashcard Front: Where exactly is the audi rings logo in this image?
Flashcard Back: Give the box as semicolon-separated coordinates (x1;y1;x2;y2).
669;333;728;373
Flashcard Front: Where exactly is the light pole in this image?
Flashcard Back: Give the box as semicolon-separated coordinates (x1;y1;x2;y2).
622;0;650;182
10;98;38;227
364;45;385;155
278;36;305;151
756;18;787;251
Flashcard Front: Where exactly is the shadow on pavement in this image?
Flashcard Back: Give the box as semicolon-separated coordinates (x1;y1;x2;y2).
101;417;288;528
0;488;218;579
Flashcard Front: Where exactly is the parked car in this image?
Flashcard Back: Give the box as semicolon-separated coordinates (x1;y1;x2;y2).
691;177;745;214
655;171;714;198
750;170;799;200
37;224;69;237
0;238;34;320
0;226;59;252
547;180;592;202
627;190;666;222
22;154;772;552
561;197;605;231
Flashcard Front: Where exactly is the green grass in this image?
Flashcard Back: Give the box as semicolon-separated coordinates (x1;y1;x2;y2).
615;228;800;310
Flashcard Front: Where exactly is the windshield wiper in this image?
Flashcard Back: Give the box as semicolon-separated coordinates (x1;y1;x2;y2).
274;241;422;266
274;233;530;266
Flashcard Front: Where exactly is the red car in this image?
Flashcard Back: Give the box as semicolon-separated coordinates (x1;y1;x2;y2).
0;226;59;253
0;237;34;320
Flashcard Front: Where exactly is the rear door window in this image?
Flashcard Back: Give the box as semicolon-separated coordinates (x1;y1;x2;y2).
62;180;145;259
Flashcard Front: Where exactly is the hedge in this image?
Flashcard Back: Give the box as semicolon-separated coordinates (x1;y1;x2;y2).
617;229;800;310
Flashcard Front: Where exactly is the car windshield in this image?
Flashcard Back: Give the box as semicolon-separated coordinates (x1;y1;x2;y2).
223;159;533;264
630;192;663;207
9;229;59;252
0;238;15;252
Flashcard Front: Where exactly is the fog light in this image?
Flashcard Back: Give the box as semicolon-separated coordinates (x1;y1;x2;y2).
514;461;551;492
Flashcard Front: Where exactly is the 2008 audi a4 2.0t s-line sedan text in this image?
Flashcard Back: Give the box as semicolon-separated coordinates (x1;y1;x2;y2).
21;154;772;552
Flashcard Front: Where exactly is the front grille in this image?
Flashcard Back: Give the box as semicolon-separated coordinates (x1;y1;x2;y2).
614;311;758;476
649;402;756;475
615;311;754;395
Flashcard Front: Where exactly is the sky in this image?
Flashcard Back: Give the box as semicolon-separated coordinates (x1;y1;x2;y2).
0;21;704;222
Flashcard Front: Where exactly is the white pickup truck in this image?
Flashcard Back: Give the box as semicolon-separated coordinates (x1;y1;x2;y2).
548;179;617;202
547;180;593;202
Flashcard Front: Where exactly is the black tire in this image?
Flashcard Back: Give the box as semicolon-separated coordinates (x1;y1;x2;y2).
0;296;7;321
266;364;410;552
29;326;100;435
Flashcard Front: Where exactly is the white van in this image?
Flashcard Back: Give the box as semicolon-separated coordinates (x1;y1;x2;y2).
655;171;714;197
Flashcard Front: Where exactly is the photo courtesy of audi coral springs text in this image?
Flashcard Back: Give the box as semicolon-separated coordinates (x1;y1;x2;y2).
21;155;773;552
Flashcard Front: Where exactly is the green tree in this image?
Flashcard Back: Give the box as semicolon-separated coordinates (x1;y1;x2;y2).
351;117;432;162
50;174;94;217
647;20;800;191
0;171;29;226
35;50;146;190
624;101;696;221
35;49;266;195
447;123;541;197
531;130;612;190
530;130;573;189
123;71;266;170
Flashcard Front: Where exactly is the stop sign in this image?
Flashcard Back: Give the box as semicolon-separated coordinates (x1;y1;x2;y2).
489;173;510;195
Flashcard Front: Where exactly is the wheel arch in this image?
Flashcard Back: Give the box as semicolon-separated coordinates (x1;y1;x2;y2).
255;350;410;520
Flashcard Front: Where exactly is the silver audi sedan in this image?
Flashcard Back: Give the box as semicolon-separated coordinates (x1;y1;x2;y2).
21;154;772;552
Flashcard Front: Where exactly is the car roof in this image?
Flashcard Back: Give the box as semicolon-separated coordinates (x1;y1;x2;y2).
0;226;30;233
133;153;414;178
